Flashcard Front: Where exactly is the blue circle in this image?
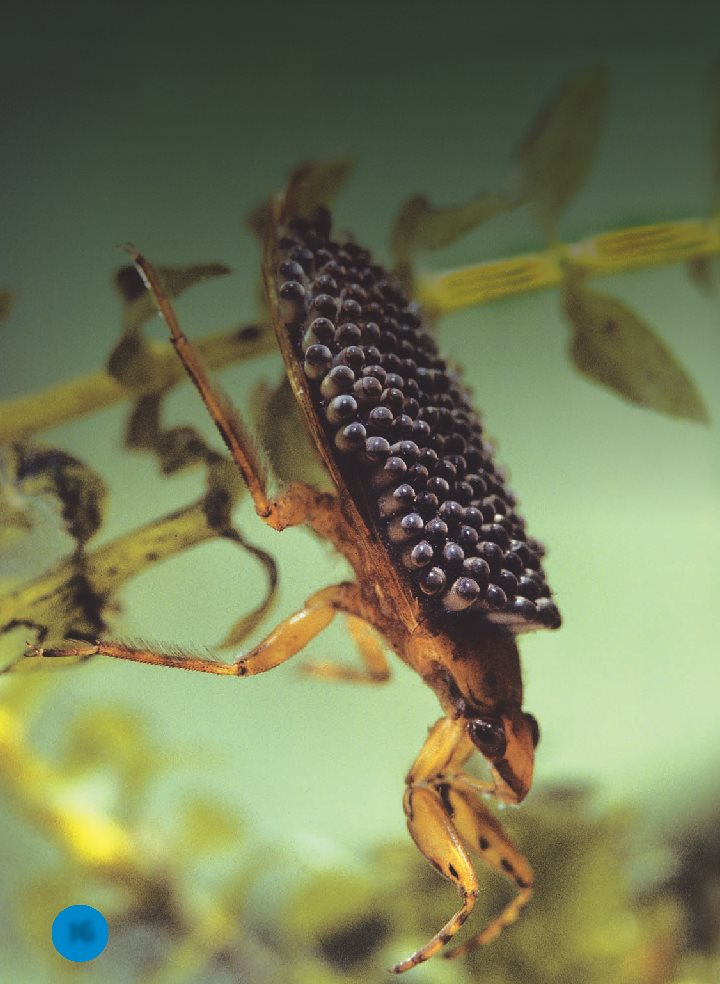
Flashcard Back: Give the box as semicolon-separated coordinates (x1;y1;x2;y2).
52;905;108;962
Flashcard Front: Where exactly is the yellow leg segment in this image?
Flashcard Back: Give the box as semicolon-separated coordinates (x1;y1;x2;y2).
406;717;473;786
301;613;390;684
26;584;361;677
392;716;533;972
391;784;478;973
442;781;533;958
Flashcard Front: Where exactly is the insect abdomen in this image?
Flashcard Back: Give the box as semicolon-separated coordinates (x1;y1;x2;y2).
273;208;560;635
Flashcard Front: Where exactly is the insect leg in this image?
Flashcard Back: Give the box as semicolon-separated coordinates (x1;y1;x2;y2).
406;717;474;786
26;583;358;677
438;780;533;959
390;718;478;973
300;613;390;684
128;248;326;532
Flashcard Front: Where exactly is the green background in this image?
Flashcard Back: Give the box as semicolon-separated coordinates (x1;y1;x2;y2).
2;2;720;980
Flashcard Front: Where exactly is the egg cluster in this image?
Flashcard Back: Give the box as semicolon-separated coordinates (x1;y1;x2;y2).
274;207;560;632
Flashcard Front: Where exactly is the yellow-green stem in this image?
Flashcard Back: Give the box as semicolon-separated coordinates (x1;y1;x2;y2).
418;216;720;312
0;325;275;446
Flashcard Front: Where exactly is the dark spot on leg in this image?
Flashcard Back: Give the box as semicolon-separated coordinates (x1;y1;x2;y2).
448;863;459;880
145;552;159;562
478;836;490;851
437;782;454;818
516;876;531;889
438;930;452;944
501;858;515;875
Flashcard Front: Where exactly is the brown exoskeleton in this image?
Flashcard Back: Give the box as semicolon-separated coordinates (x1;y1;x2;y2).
29;177;561;972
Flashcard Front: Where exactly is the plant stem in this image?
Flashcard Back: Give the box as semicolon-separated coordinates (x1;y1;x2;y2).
418;215;720;313
3;214;718;444
0;499;219;652
0;324;275;446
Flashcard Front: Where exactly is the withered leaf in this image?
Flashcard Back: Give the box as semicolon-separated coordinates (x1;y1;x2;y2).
0;448;33;541
106;330;157;390
686;255;715;292
12;443;108;544
281;157;354;221
515;65;609;228
0;497;33;543
214;526;278;650
390;190;515;263
563;280;710;423
115;260;231;335
125;392;213;473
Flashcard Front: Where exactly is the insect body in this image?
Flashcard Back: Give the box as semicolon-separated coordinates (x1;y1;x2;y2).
32;181;561;972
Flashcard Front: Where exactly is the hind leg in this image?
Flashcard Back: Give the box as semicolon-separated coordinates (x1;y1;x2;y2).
25;583;363;677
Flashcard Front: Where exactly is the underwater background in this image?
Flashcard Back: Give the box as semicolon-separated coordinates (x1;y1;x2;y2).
2;2;720;981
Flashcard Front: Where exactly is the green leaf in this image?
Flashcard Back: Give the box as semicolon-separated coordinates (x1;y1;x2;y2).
515;65;609;229
176;795;245;854
246;200;271;240
390;190;515;263
114;261;231;335
251;375;330;491
563;279;710;423
710;61;720;209
62;706;152;774
0;289;13;325
281;157;354;220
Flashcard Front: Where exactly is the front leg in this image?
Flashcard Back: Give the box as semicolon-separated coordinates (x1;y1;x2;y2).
391;716;533;973
24;583;361;677
391;718;478;973
440;780;533;958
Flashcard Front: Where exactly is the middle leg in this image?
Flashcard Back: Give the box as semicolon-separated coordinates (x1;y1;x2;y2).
300;613;390;684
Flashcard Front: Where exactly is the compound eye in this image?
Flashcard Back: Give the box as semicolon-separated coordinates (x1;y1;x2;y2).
524;712;541;748
468;716;507;759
